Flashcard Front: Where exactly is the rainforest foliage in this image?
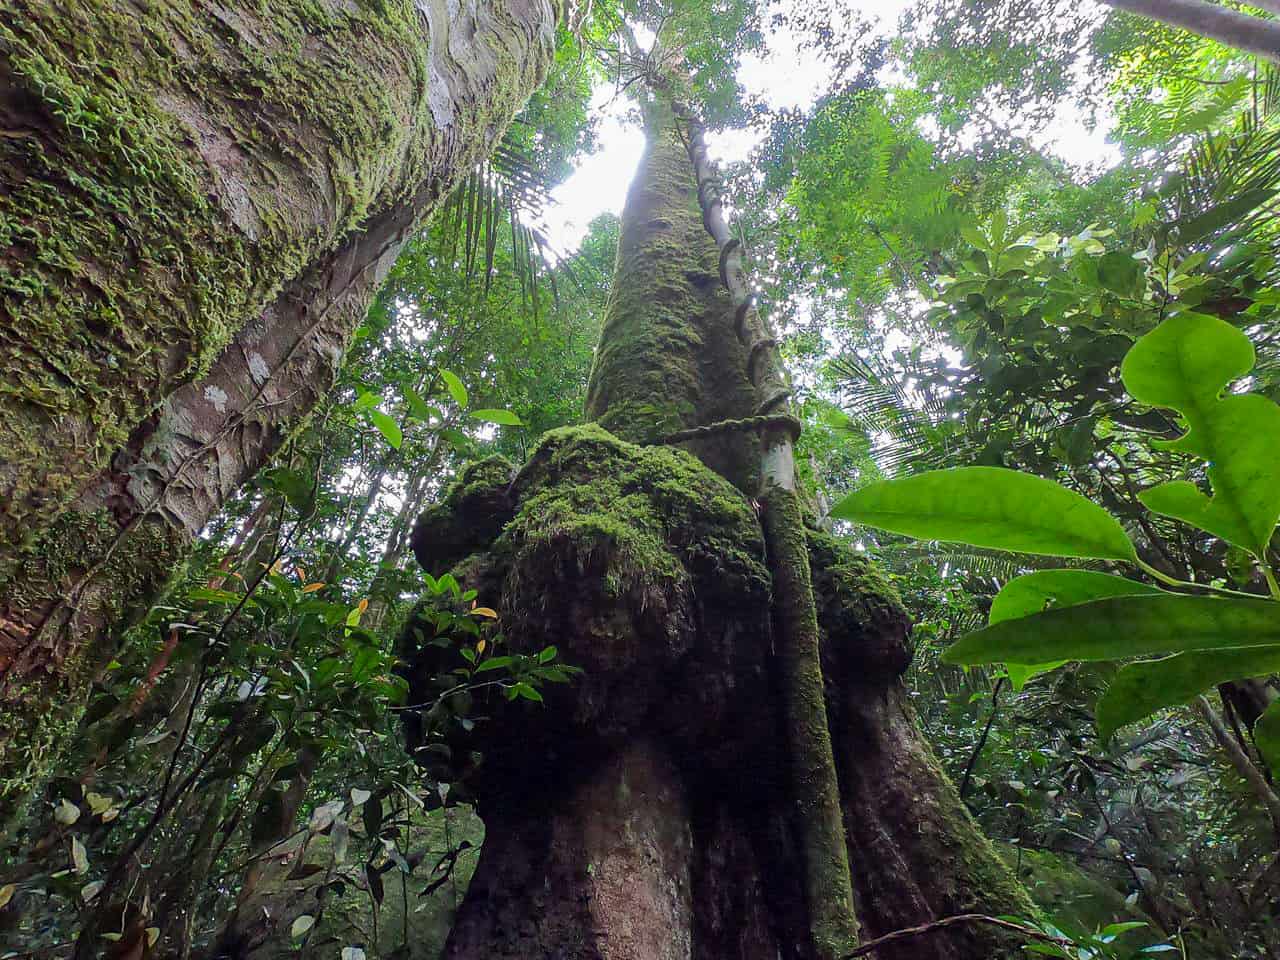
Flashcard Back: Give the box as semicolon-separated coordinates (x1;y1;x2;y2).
2;1;1279;959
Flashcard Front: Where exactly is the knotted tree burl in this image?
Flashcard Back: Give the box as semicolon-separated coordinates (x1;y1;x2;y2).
399;98;1034;959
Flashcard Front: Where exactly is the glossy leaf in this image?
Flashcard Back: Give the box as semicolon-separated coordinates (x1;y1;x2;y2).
988;571;1164;690
366;410;403;450
440;369;469;409
290;915;315;939
1121;312;1280;555
945;595;1280;666
470;408;522;426
1097;645;1280;741
830;467;1135;560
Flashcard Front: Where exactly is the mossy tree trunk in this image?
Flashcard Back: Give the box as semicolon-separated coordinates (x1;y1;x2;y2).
0;0;567;827
399;102;1036;959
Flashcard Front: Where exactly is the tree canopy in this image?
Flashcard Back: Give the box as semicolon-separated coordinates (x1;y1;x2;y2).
2;1;1279;958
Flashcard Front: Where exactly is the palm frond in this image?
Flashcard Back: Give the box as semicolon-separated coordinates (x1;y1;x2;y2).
436;131;589;316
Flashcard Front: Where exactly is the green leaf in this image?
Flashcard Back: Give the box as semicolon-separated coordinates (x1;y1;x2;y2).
440;369;468;409
945;595;1280;667
366;410;402;449
352;390;379;413
290;915;315;939
1256;699;1280;775
959;224;989;253
188;587;244;604
470;409;522;426
988;571;1164;690
989;571;1164;624
401;386;440;422
1098;922;1148;939
1121;312;1280;555
1096;251;1142;295
829;467;1135;560
1174;188;1274;245
1096;645;1280;741
513;682;543;703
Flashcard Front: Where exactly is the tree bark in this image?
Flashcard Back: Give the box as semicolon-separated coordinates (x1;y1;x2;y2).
0;0;566;828
1104;0;1280;60
400;98;1032;960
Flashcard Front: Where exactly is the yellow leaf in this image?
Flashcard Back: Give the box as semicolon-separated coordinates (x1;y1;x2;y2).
476;639;486;656
301;583;326;593
0;883;15;909
296;565;307;582
470;607;499;619
146;927;160;947
71;837;88;875
53;798;80;825
357;598;369;614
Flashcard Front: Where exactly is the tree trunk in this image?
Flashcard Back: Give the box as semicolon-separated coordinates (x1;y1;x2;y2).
1104;0;1280;60
0;0;566;828
399;101;1034;960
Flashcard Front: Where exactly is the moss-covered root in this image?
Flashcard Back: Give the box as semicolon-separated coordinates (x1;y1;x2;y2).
760;486;860;959
808;529;1034;958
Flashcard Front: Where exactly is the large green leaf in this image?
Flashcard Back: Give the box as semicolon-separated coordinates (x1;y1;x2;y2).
440;369;469;409
1096;646;1280;741
1121;312;1280;556
1256;699;1280;775
944;595;1280;666
366;410;402;450
988;571;1164;690
470;408;522;426
829;467;1135;560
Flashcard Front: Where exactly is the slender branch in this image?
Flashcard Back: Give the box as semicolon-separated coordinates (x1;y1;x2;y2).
1135;558;1265;599
1193;694;1280;830
839;913;1073;958
959;676;1005;798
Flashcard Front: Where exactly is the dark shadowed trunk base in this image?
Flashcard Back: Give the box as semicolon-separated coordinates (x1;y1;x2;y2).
399;428;1033;960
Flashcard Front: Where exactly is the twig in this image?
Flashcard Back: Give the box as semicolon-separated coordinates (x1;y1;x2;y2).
840;913;1072;958
959;676;1005;798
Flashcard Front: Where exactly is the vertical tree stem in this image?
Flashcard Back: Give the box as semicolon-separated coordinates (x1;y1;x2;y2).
760;486;862;957
1193;695;1280;832
669;95;860;958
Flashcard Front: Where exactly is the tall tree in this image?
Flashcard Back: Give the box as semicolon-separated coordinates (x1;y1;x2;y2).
398;79;1035;960
1105;0;1280;61
0;0;571;828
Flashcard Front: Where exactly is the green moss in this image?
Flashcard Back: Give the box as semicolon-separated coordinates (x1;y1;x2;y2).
411;455;517;575
1;0;560;549
582;104;759;491
806;527;912;678
759;488;860;958
0;510;185;833
501;424;767;608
